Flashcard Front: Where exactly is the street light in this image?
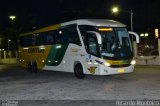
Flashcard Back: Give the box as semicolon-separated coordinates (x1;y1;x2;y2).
8;39;11;51
112;7;119;13
9;15;16;24
111;7;133;31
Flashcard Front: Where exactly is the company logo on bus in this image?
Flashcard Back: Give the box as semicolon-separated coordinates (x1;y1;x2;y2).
28;48;45;53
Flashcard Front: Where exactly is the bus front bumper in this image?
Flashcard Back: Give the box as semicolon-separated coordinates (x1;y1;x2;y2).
99;65;134;75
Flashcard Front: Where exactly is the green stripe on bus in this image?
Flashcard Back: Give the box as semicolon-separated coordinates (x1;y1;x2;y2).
45;44;69;66
45;45;57;65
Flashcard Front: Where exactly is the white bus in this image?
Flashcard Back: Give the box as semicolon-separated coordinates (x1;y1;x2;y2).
19;19;139;78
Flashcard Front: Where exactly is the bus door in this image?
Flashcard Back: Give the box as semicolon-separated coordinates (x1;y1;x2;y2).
83;32;100;75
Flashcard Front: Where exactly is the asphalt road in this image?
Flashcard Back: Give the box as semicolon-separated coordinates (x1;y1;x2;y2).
0;64;160;105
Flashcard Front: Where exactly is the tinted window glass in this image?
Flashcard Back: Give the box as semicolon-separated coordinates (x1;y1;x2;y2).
19;25;81;47
67;27;81;46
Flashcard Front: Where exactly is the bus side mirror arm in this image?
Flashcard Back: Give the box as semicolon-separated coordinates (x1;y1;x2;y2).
95;33;102;44
87;31;102;44
129;31;140;43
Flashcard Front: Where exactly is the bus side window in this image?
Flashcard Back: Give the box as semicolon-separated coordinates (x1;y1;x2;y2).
22;35;32;46
55;30;63;44
46;32;54;44
35;33;43;45
67;27;81;46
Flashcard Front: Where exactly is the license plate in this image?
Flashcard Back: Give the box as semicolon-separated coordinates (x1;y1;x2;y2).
118;69;125;73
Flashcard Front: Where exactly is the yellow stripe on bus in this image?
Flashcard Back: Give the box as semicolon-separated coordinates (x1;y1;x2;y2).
20;24;60;36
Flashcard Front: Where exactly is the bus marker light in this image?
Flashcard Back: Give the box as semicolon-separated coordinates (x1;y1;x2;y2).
40;47;45;50
59;31;62;34
131;60;136;65
56;45;62;49
23;48;29;50
98;28;113;31
88;62;92;65
94;62;98;65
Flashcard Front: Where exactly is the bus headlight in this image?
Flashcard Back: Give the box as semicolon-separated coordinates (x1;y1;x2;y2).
104;62;111;67
131;60;136;65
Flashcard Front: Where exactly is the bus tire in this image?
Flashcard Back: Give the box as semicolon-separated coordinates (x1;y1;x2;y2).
74;63;85;79
27;62;32;72
31;62;38;73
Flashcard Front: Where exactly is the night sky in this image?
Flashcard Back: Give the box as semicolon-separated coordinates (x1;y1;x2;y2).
0;0;160;33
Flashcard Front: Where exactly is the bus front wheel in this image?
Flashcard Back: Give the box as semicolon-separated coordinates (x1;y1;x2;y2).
74;63;85;79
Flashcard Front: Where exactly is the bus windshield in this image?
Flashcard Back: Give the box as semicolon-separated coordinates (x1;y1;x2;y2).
79;25;133;60
99;28;133;59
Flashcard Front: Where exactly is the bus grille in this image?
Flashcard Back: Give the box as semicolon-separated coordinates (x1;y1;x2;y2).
110;64;131;68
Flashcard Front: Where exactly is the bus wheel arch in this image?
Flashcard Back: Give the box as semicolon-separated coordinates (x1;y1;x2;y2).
74;61;85;79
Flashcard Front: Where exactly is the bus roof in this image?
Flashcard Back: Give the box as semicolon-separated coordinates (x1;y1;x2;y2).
61;19;126;27
20;19;126;36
